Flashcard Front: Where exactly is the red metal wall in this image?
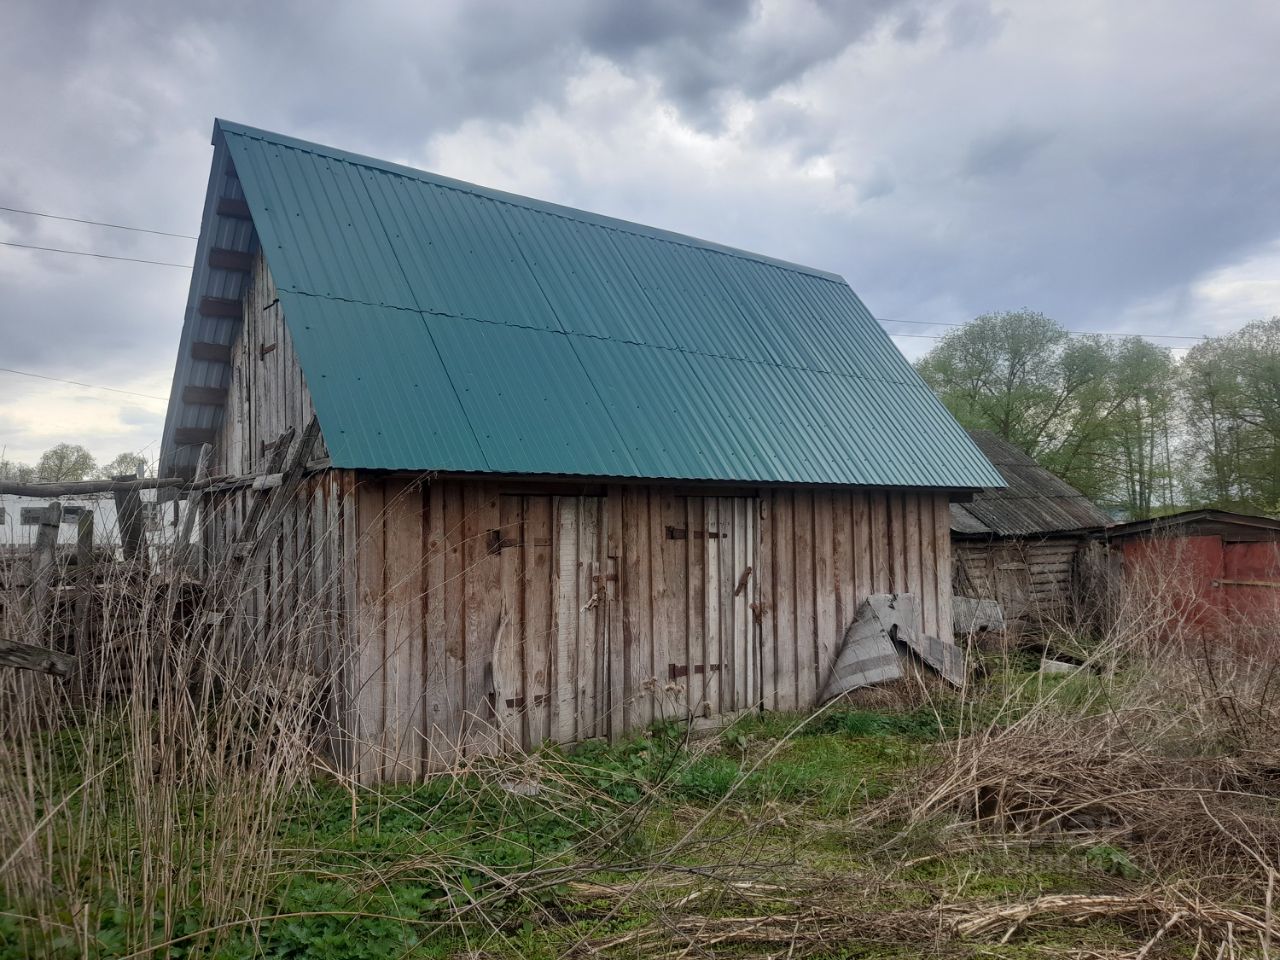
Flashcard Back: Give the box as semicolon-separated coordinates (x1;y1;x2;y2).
1121;534;1280;640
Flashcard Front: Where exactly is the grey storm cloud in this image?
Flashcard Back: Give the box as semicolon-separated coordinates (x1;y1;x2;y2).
1;0;1279;462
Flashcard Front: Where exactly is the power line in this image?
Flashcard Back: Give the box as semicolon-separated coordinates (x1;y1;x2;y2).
0;205;197;240
0;240;191;269
0;366;168;402
877;317;1208;342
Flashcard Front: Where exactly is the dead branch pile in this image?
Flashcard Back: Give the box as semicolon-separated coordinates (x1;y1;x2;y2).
891;724;1280;888
941;891;1276;945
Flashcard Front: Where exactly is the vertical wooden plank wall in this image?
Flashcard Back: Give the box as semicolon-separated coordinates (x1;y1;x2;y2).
215;251;327;478
340;480;954;779
755;489;952;713
953;536;1086;625
202;469;358;767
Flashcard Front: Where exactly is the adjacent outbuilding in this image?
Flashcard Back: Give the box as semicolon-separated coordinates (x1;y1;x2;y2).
950;430;1110;630
159;120;1004;780
1102;509;1280;642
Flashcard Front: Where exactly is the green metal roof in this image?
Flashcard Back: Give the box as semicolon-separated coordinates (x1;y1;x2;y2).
202;118;1001;488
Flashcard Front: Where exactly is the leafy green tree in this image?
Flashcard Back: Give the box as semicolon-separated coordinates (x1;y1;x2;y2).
35;443;96;482
916;311;1074;453
98;452;148;479
916;312;1180;518
915;311;1114;498
0;459;36;482
1105;338;1177;518
1182;318;1280;513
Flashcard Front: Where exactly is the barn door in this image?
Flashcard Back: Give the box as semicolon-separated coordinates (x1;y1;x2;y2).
493;495;608;750
493;495;553;751
664;496;759;721
495;493;759;748
550;496;609;743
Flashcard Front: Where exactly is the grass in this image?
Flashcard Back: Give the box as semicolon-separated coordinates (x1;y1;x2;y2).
0;696;960;958
5;542;1280;958
4;662;1267;958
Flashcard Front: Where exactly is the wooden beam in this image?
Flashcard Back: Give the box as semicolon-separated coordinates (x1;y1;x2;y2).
2;478;183;497
174;443;211;574
208;248;253;272
28;501;62;621
113;477;149;571
182;385;227;406
0;639;76;678
216;197;252;220
174;426;217;446
191;341;232;363
0;469;293;499
74;510;94;656
198;295;242;319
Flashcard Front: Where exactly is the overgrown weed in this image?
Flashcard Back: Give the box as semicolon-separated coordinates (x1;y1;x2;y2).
3;530;1280;957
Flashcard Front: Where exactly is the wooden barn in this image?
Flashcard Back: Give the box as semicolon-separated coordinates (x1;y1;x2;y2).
950;430;1110;629
159;120;1003;781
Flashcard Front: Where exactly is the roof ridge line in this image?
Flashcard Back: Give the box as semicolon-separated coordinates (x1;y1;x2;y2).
280;287;910;388
216;121;848;286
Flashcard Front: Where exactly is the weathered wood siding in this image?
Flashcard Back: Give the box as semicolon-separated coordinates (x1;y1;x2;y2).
201;252;354;760
349;478;954;781
953;536;1084;625
200;469;358;762
214;250;325;477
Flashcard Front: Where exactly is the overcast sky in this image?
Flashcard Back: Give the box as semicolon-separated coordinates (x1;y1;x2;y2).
2;0;1279;468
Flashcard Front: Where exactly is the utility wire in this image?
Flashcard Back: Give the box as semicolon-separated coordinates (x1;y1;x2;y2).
877;317;1208;342
0;208;1232;345
0;205;197;239
0;366;168;402
0;240;191;269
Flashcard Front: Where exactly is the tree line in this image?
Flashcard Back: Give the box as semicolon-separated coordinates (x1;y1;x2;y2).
915;311;1280;520
0;444;147;484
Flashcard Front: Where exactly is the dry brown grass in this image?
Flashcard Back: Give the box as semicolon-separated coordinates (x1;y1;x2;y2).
0;544;339;957
2;518;1279;959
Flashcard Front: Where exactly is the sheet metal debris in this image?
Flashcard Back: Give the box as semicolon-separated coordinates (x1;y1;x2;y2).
821;593;965;701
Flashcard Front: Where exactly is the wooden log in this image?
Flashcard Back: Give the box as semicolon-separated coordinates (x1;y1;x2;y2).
0;638;76;677
0;477;185;497
216;197;252;220
113;473;149;572
28;501;62;619
174;443;211;573
208;248;254;272
174;427;217;446
191;341;232;363
74;510;94;655
0;471;293;499
198;295;243;319
182;385;227;406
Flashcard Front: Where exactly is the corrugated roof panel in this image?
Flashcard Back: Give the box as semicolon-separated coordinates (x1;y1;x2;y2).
497;204;681;347
694;252;835;373
424;317;635;476
569;335;766;480
229;133;415;308
180;119;1006;490
363;166;564;331
950;430;1110;536
602;228;775;365
278;292;484;471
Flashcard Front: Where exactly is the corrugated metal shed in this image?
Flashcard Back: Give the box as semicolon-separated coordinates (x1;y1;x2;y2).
163;119;1004;488
950;430;1110;537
